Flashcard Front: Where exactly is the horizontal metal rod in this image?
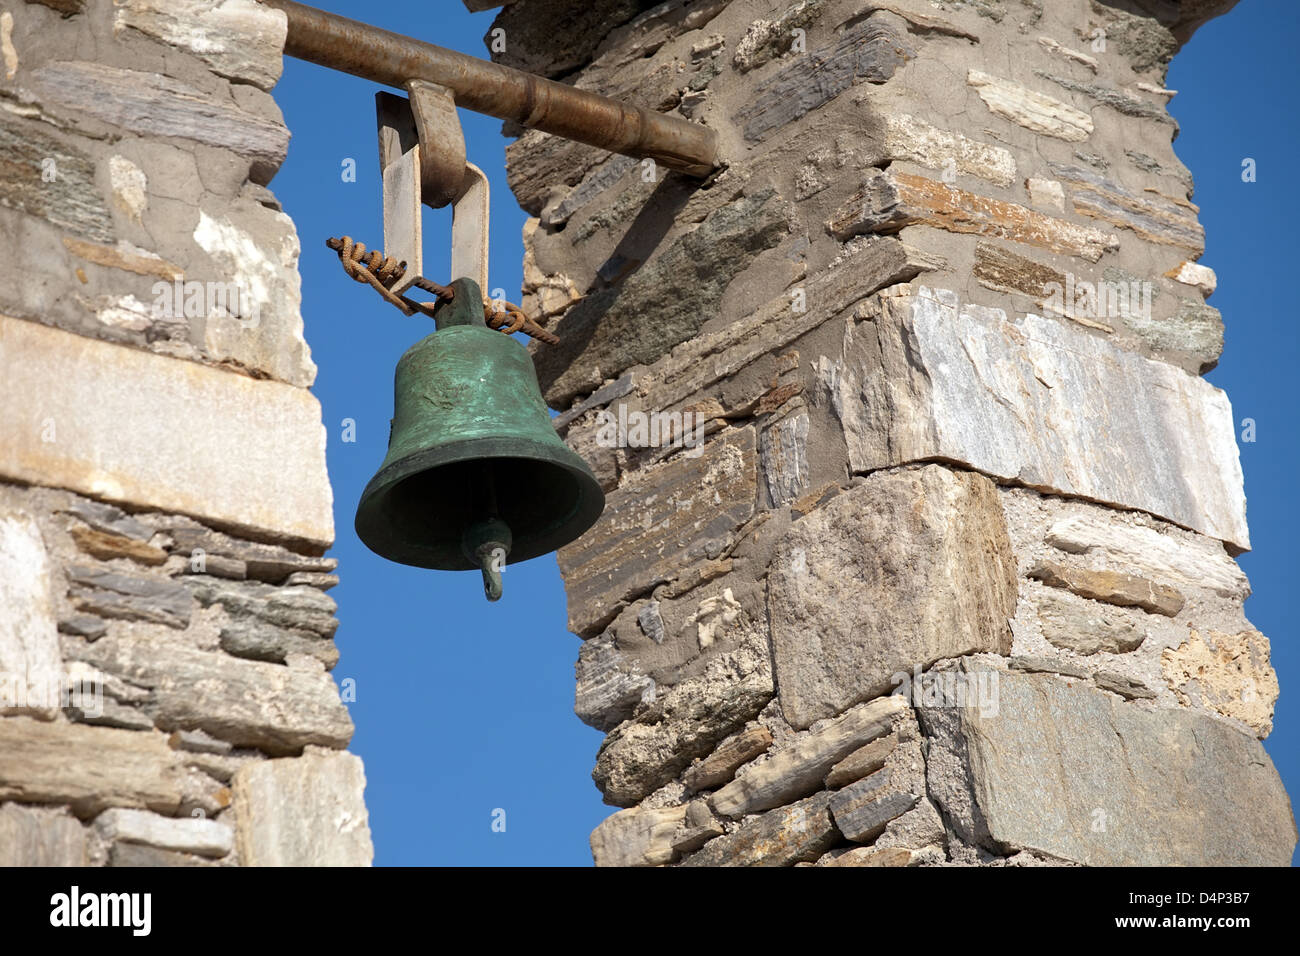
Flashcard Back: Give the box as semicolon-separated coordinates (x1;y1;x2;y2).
260;0;719;177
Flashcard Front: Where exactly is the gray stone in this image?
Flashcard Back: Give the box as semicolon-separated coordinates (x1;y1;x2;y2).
828;769;919;843
0;804;86;865
683;725;774;793
58;615;107;641
711;696;906;818
1036;72;1174;123
168;729;234;756
0;114;113;243
218;620;340;670
0;717;219;819
767;466;1017;729
574;631;655;732
593;629;773;806
68;697;155;732
1008;655;1090;679
759;411;810;507
918;663;1297;866
113;0;287;91
558;427;756;638
1048;162;1204;253
185;578;338;638
109;843;215;867
1092;670;1157;700
829;287;1249;550
67;565;192;630
0;509;62;719
638;236;940;415
533;190;790;406
735;18;913;142
165;525;336;583
95;807;233;858
232;750;373;866
679;792;839;867
67;635;353;755
61;500;153;541
487;0;652;78
1128;300;1224;370
29;61;289;182
636;601;666;645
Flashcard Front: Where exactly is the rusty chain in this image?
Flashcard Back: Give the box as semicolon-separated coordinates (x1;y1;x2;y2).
326;235;560;345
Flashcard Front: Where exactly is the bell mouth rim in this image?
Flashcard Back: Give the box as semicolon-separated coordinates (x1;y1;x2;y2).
354;435;605;571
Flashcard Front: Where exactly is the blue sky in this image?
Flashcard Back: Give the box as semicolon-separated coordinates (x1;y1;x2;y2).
271;0;1297;865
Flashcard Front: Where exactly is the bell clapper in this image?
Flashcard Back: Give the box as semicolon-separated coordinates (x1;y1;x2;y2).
462;469;512;602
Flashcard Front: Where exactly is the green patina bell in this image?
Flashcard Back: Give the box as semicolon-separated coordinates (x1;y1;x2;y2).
355;277;604;601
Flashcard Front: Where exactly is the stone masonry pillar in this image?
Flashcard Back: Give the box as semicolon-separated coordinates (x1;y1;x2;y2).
480;0;1296;866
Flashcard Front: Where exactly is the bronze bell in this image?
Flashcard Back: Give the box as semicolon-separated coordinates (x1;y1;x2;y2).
355;277;604;601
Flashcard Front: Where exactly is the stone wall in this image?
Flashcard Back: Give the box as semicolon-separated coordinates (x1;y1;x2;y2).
482;0;1297;865
0;0;371;866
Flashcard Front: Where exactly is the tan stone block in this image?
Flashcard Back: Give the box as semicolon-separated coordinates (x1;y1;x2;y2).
0;315;333;547
233;750;374;866
1162;629;1279;736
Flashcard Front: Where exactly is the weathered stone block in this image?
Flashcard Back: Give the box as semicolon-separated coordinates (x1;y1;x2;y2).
827;768;919;843
593;629;772;806
919;663;1297;865
0;315;333;547
682;725;773;793
558;427;756;638
0;510;62;719
574;631;654;732
95;807;233;859
67;565;192;629
0;803;86;865
232;750;373;866
1162;628;1278;736
1029;560;1185;617
114;0;287;91
967;70;1094;141
711;696;906;816
829;170;1119;262
590;804;687;868
828;288;1249;549
67;635;353;754
0;718;217;818
1043;514;1248;599
533;190;790;405
680;791;838;867
767;466;1017;729
29;61;288;181
0;114;113;243
735;18;913;142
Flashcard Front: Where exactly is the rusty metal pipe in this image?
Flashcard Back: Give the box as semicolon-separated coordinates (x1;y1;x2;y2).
260;0;719;177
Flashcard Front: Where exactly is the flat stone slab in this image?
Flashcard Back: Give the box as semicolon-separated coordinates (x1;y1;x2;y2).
767;466;1018;729
0;314;332;547
919;663;1297;866
232;750;373;866
829;287;1248;550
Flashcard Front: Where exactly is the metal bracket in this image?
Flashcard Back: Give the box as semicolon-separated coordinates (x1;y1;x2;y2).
376;80;489;298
